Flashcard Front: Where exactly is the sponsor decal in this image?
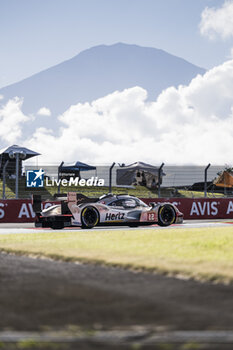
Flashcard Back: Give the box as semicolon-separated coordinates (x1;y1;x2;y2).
105;212;125;221
0;203;5;219
18;203;36;218
18;202;54;219
0;200;60;222
190;201;218;216
2;198;233;223
147;212;156;221
26;169;44;188
226;201;233;214
72;220;81;226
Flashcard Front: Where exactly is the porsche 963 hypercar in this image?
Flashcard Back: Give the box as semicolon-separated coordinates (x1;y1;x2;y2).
33;192;183;229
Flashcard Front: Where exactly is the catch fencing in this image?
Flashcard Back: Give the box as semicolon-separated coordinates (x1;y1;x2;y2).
0;163;232;200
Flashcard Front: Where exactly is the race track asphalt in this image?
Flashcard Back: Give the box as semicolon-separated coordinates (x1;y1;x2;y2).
0;220;233;349
1;250;233;349
0;219;233;234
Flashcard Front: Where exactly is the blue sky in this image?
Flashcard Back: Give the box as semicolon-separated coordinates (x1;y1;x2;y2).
0;0;231;88
1;0;233;164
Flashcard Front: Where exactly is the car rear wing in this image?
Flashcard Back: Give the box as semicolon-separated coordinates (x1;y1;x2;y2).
68;192;99;205
32;192;99;215
32;194;71;215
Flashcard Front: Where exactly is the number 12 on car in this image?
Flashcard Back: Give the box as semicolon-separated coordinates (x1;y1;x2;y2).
147;212;156;221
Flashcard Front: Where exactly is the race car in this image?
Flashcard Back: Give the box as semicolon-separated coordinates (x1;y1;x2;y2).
32;192;183;229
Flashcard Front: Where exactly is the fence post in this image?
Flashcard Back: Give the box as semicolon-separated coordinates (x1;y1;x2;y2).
109;162;115;193
158;163;164;198
15;153;20;199
8;151;26;199
57;161;64;194
2;160;9;199
204;163;211;198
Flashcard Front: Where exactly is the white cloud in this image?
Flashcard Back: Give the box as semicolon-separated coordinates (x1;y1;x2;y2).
2;59;233;165
200;1;233;39
230;47;233;58
0;97;32;143
0;94;3;101
37;107;51;116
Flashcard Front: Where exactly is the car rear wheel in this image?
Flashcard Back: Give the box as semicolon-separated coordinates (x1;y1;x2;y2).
81;206;99;229
50;221;64;230
158;204;176;226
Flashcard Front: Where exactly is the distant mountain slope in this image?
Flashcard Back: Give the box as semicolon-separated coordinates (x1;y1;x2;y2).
0;43;205;120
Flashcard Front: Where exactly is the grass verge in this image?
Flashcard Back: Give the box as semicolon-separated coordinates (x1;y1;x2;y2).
0;226;233;283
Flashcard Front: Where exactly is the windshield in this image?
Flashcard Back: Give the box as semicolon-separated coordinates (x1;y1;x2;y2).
108;197;148;208
135;198;147;207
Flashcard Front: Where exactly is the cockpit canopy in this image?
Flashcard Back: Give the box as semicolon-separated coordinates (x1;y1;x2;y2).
99;194;147;209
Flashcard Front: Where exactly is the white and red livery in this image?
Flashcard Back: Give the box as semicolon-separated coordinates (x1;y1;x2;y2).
33;193;183;229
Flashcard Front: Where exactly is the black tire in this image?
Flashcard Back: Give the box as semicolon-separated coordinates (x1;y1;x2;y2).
81;206;99;229
128;224;139;227
50;221;64;230
158;204;176;227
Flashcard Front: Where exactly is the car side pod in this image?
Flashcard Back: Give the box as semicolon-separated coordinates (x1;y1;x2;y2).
157;204;176;226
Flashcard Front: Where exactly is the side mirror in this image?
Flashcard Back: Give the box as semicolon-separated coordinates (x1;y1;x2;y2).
149;202;155;208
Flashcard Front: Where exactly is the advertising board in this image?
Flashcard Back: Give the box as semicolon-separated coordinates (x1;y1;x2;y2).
0;198;233;223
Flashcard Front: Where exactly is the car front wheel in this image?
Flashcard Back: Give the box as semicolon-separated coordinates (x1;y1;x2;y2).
158;204;176;226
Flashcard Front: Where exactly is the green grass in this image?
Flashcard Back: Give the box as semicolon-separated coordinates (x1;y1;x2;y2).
0;178;226;199
0;179;158;199
178;190;223;198
1;226;233;283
